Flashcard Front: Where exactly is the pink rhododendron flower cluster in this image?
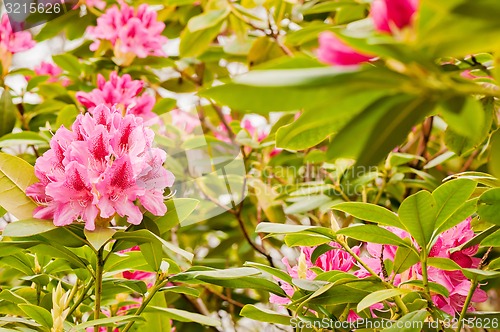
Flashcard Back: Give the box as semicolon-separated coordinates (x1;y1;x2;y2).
317;0;418;66
76;72;155;120
27;104;174;231
33;61;70;86
0;15;35;54
356;219;487;315
87;3;167;63
0;15;35;73
270;242;359;305
273;219;486;316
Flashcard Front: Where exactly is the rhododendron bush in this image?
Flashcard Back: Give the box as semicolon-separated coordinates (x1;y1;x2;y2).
1;0;500;331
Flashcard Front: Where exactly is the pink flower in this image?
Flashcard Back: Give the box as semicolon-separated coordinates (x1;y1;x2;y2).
170;109;200;134
85;0;106;10
0;15;35;54
270;243;358;305
76;72;155;120
371;0;418;34
32;61;70;86
317;32;373;66
356;219;486;315
120;246;156;282
27;104;174;230
87;3;167;62
241;118;268;142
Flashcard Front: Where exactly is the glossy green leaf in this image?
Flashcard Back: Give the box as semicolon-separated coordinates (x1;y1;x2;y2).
337;225;413;248
147;307;220;326
3;219;56;237
477;188;500;225
187;9;229;32
357;288;409;312
84;227;116;251
0;89;16;137
398;191;437;249
332;202;402;228
381;310;429;332
240;305;291;325
18;304;53;328
0;153;39;220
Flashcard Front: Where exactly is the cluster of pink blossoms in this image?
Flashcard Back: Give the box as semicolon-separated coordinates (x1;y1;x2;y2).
317;0;417;66
0;15;35;72
27;104;174;231
76;72;155;120
32;61;70;86
272;219;486;316
87;3;167;63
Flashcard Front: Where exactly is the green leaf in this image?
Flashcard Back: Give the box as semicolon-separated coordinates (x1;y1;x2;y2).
179;22;223;58
70;315;142;331
0;153;39;220
3;219;56;237
152;98;177;115
327;95;435;167
200;67;404;114
243;262;293;283
462;268;500;281
399;280;449;297
0;89;17;137
52;54;81;76
84;227;116;251
240;305;291;325
55;104;79;129
284;233;331;247
140;293;171;331
255;223;322;234
0;132;49;148
18;304;53;328
477;188;500;225
357;288;409;312
432;179;476;233
337;225;413;248
159;286;200;297
152;198;199;231
398;191;437;249
275;90;385;150
147;307;220;326
480;229;500;246
381;310;429;332
440;96;484;139
489;130;500;179
427;257;461;271
332;202;402;228
393;246;420;275
434;198;478;236
187;9;229;32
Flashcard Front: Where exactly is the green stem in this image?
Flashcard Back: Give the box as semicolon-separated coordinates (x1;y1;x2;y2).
455;277;478;332
67;280;94;317
420;251;431;299
94;248;104;332
121;278;169;332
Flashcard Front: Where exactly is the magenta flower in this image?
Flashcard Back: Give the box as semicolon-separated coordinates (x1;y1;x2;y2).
87;3;167;63
0;15;35;54
356;219;486;315
76;72;155;120
371;0;418;34
32;61;70;86
120;246;156;282
317;32;373;66
269;242;359;305
85;0;106;10
27;105;174;231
